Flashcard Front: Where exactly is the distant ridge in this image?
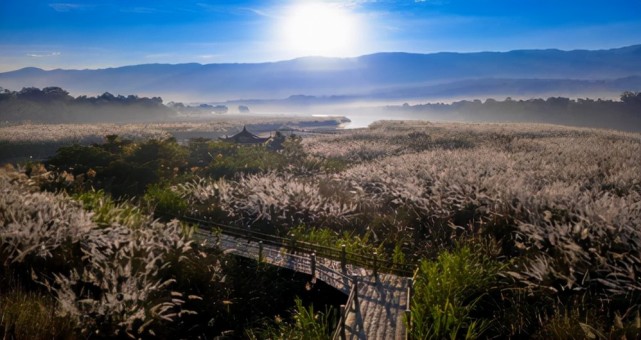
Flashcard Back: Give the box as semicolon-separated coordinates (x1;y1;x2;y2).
1;45;640;101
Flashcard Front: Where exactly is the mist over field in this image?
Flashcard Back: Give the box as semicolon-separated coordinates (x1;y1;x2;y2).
2;45;640;132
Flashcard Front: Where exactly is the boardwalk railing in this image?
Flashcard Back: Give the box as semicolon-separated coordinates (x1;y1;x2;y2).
178;215;415;277
172;214;415;339
332;274;358;340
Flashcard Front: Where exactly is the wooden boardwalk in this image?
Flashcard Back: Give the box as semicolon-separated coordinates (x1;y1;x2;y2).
194;226;412;340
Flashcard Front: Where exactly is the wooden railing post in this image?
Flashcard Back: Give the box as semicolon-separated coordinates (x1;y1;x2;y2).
352;276;358;305
258;241;263;263
405;309;412;340
341;244;346;271
311;252;316;279
373;251;378;276
340;304;347;340
405;277;413;340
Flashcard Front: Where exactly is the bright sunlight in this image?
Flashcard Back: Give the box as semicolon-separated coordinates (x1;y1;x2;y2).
279;2;359;57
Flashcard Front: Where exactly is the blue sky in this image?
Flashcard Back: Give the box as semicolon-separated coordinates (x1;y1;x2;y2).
1;0;640;71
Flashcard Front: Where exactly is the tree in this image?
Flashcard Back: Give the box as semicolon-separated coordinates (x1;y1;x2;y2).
17;87;45;101
212;105;228;114
42;87;71;101
621;91;641;105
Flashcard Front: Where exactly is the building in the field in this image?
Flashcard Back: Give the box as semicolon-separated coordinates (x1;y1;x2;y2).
220;126;270;145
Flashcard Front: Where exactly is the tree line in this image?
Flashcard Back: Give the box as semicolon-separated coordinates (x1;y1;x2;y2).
0;86;173;123
390;91;641;131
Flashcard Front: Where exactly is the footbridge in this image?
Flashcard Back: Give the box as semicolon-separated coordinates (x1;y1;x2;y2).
179;216;415;340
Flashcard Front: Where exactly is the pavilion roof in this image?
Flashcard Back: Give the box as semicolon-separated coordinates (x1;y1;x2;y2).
220;126;270;144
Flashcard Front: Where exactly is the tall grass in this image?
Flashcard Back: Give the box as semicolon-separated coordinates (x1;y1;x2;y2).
249;297;334;340
5;120;641;338
0;287;76;340
410;245;503;339
0;170;198;338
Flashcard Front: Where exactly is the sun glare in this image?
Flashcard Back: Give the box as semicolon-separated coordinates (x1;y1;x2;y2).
280;2;359;57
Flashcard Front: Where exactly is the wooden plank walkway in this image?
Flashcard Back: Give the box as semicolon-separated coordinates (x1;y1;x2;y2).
195;228;411;340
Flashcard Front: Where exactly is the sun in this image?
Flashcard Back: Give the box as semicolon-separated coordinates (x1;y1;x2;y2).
280;2;359;57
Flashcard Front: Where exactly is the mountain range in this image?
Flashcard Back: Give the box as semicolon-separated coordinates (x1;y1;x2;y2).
1;45;640;102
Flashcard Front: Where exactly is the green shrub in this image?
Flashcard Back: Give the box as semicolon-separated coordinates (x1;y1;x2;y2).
410;246;502;339
249;297;334;340
144;183;188;216
534;304;606;340
288;225;382;258
204;145;287;179
392;242;407;268
75;189;149;228
0;287;76;340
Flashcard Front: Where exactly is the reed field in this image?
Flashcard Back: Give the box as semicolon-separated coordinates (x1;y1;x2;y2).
2;120;641;338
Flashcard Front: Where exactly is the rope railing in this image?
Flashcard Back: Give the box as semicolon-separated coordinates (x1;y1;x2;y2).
178;214;415;277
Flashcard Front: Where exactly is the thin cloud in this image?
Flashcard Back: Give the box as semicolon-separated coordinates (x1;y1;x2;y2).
26;52;62;58
239;7;273;18
48;3;92;12
198;54;222;60
195;3;223;12
196;3;273;17
144;53;176;59
120;7;166;14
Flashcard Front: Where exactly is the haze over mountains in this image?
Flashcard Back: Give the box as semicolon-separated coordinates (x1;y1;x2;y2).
1;45;641;103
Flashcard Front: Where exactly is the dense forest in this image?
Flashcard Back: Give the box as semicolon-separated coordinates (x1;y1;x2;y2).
387;91;641;131
0;87;174;123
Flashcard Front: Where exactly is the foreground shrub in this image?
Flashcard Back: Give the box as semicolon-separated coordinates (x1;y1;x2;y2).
144;183;188;216
0;171;198;338
410;246;503;339
0;287;76;340
249;297;334;340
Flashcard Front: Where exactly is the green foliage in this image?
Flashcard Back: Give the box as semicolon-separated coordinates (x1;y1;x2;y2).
74;189;148;228
48;144;115;175
204;145;287;179
282;134;306;160
0;173;200;338
126;137;187;175
534;305;606;340
289;225;382;257
0;287;76;340
187;139;237;167
392;242;407;268
15;120;641;338
287;297;333;340
620;90;641;105
410;246;502;339
530;303;641;340
610;310;641;339
250;297;333;340
144;183;188;216
317;157;349;173
0;86;172;123
45;137;189;197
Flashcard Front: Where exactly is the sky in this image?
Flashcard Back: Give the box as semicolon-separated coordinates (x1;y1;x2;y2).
0;0;640;72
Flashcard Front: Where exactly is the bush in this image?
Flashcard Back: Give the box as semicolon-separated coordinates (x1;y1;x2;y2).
0;287;76;340
250;297;334;340
203;146;287;179
410;246;503;339
0;171;199;338
144;184;188;216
